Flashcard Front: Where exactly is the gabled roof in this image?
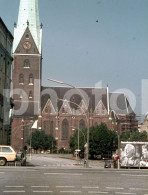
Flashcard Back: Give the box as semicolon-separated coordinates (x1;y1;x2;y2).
59;100;72;115
41;86;134;116
42;98;56;115
41;86;107;113
94;100;108;115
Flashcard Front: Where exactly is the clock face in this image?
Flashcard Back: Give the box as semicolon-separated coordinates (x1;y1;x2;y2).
23;41;31;50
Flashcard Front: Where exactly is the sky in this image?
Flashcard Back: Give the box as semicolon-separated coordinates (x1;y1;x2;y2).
1;0;148;122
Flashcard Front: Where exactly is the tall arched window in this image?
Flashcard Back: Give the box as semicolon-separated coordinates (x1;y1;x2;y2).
24;125;29;145
26;33;29;39
24;59;30;68
50;121;54;135
62;119;69;140
29;91;33;98
79;119;85;130
29;74;33;84
19;74;24;84
20;90;23;99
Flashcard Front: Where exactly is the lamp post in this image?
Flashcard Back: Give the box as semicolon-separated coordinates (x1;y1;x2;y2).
115;120;120;169
57;98;86;161
29;120;34;160
48;79;90;168
21;118;24;150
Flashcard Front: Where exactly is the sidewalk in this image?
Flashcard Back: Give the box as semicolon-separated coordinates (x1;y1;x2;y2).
26;153;105;169
58;153;104;167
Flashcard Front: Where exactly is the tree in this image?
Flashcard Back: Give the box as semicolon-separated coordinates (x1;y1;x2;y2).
69;123;118;159
120;130;148;142
30;130;57;152
69;128;87;152
89;124;117;159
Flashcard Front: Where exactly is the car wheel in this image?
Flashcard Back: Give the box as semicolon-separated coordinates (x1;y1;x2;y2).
0;158;7;166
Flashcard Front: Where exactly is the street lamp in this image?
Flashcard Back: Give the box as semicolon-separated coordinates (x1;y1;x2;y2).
29;120;34;160
21;118;24;150
48;79;90;167
57;98;86;161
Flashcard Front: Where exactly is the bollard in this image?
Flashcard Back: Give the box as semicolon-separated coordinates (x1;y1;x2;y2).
118;159;120;169
84;159;87;168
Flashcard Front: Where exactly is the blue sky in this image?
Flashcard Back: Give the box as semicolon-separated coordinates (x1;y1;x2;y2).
1;0;148;121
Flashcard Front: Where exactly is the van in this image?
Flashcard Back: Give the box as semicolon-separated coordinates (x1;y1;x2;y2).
0;145;17;166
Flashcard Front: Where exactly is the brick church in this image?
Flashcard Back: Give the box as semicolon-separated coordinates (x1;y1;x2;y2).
11;0;138;152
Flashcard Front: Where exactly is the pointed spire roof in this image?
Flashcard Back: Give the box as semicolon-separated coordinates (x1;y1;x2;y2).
13;0;42;53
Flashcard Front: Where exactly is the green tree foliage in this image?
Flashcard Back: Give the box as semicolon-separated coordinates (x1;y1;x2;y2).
30;130;56;152
69;123;118;158
69;128;87;152
89;124;117;158
120;129;148;142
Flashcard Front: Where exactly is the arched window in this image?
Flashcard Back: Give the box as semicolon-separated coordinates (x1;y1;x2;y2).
29;74;33;84
20;90;23;99
24;125;29;145
62;119;69;140
45;107;48;113
29;91;33;98
50;121;54;135
24;59;30;68
79;119;85;130
19;74;24;83
26;33;29;39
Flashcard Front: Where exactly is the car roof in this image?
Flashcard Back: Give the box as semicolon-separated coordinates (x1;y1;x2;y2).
0;145;12;147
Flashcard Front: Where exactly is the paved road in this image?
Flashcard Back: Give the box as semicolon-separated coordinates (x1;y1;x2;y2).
0;167;148;195
26;154;104;169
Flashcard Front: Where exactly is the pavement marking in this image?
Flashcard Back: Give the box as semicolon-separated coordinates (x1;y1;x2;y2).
106;187;124;190
44;173;83;176
82;186;99;189
5;186;24;188
3;191;25;193
115;193;136;195
121;174;148;177
0;172;5;173
129;188;148;191
31;186;50;188
88;191;108;194
56;186;75;188
60;191;81;193
32;191;53;193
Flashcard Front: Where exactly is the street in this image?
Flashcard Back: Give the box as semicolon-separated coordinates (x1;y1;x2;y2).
0;155;148;195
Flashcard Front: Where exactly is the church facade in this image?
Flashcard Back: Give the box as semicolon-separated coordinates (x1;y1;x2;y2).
11;0;138;152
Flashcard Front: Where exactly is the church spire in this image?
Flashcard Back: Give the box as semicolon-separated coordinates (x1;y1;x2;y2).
13;0;42;54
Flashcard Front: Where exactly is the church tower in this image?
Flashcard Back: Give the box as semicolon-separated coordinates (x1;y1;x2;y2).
12;0;42;151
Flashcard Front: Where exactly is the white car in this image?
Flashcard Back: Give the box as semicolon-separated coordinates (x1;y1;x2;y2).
0;145;17;166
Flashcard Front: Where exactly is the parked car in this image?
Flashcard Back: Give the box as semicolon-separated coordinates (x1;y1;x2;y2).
104;160;115;168
0;145;17;166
